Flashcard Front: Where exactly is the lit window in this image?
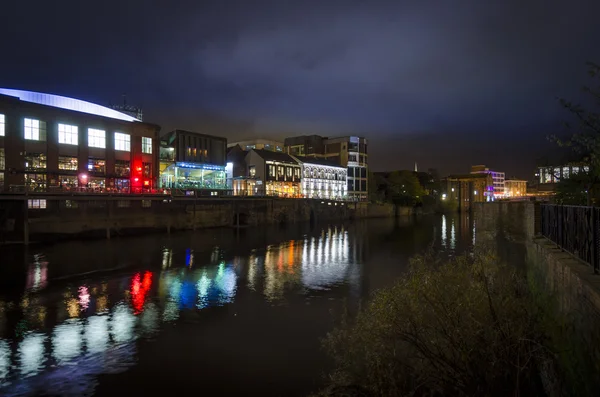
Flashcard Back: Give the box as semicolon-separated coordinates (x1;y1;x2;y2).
142;200;151;208
88;128;106;148
88;158;106;174
142;137;152;154
64;200;78;209
117;200;130;208
115;160;130;177
24;153;47;170
58;123;78;145
0;114;4;136
58;156;78;171
24;118;46;141
114;132;130;152
28;199;47;209
249;166;256;177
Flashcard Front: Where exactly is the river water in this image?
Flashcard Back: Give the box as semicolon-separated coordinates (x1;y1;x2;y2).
0;214;474;396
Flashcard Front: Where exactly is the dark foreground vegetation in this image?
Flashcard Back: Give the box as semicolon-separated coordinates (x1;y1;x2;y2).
314;249;600;397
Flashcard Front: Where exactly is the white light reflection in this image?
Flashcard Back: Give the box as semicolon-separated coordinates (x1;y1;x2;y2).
472;221;476;246
52;319;83;363
450;218;456;250
18;332;46;377
301;229;351;289
441;215;447;248
162;249;172;270
247;255;258;291
85;315;109;354
111;303;135;343
0;339;9;382
26;256;48;291
196;272;211;309
214;264;237;304
78;286;90;311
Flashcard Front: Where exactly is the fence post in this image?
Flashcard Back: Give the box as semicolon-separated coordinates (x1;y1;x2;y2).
593;208;599;274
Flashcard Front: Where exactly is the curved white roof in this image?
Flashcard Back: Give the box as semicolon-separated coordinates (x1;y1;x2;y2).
0;88;139;122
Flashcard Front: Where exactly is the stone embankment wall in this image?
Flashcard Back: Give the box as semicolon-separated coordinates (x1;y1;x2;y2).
474;201;600;372
0;196;411;242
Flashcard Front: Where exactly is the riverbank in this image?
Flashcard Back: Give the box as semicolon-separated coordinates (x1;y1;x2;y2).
0;195;410;244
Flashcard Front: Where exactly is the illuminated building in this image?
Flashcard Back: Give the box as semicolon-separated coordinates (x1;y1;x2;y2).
284;135;369;201
0;88;160;193
504;179;527;197
243;149;302;197
443;173;493;211
159;130;227;192
227;138;284;152
470;165;505;198
291;155;347;199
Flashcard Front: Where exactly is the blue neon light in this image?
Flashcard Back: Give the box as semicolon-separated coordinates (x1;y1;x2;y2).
175;162;225;171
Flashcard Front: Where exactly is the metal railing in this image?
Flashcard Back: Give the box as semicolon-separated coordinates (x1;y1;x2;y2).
540;204;600;274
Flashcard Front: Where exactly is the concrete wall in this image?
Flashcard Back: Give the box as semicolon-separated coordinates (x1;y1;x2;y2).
474;201;600;376
0;197;408;242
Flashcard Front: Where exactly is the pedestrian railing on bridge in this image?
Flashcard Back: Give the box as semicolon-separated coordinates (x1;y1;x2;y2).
540;204;600;274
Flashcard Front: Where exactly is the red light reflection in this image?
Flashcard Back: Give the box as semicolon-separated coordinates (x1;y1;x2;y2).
130;271;153;314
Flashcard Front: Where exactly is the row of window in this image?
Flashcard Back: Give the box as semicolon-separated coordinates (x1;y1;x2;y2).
28;199;153;209
22;153;151;177
0;114;152;154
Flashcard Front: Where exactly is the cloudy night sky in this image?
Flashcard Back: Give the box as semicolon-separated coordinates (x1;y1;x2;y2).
1;0;599;178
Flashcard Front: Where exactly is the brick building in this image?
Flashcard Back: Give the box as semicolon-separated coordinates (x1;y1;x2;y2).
0;88;160;193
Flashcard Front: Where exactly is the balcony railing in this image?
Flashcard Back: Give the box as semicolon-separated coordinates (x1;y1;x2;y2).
540;204;600;274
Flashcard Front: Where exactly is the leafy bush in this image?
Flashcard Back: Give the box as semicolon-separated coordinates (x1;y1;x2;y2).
319;251;549;396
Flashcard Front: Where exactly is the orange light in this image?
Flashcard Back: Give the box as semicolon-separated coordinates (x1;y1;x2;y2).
143;180;149;186
137;167;142;172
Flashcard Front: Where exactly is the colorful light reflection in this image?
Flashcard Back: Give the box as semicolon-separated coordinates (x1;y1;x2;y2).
130;272;153;315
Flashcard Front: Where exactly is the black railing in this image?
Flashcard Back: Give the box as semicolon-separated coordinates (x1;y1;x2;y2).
540;204;600;274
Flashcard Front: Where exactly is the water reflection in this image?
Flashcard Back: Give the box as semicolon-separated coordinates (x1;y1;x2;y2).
0;219;473;396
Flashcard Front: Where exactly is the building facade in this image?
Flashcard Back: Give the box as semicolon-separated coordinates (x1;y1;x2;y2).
504;179;527;197
285;135;326;157
227;139;284;152
243;149;301;197
471;165;505;198
0;88;160;193
324;136;368;201
159;130;227;191
443;174;493;211
291;156;347;200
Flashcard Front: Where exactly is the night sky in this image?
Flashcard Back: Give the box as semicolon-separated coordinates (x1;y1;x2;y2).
1;0;599;178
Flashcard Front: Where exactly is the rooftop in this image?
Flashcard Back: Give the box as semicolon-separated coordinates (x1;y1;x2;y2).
0;88;139;122
252;149;298;164
292;155;344;168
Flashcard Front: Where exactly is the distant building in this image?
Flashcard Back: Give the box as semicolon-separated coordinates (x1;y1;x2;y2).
291;155;347;200
159;130;227;192
242;149;301;197
285;135;326;157
283;135;368;201
443;173;493;211
0;88;160;193
227;139;284;152
471;165;505;197
504;179;527;197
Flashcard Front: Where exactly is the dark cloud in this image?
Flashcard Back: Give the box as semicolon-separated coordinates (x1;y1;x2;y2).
1;0;599;177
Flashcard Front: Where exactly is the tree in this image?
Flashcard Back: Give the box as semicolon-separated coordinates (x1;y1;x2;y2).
555;61;600;205
387;170;425;206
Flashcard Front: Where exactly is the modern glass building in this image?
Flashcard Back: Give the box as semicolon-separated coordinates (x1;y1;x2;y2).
160;162;226;190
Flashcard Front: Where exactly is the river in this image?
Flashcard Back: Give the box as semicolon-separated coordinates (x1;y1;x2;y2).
0;214;475;396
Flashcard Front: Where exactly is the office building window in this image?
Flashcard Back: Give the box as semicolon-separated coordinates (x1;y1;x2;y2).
24;153;47;170
249;166;256;177
286;167;292;177
269;165;275;177
114;132;130;152
348;154;358;162
88;128;106;148
24;118;46;141
58;123;78;145
28;199;47;209
0;148;4;170
115;160;130;177
88;158;106;174
142;137;152;154
0;114;4;136
277;166;284;176
58;156;78;171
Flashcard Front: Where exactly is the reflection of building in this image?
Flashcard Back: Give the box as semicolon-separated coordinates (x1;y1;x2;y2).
284;135;368;201
292;155;347;199
227;139;284;152
0;88;160;193
244;149;302;197
504;179;527;197
159;130;227;192
443;173;493;211
471;165;505;197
